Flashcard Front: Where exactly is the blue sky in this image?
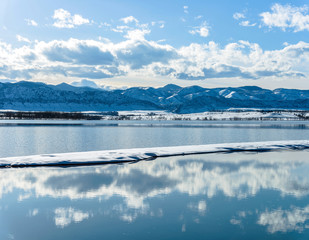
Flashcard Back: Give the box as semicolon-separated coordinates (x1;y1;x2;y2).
0;0;309;89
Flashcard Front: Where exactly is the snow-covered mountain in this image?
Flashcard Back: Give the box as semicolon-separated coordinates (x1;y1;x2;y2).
1;81;309;113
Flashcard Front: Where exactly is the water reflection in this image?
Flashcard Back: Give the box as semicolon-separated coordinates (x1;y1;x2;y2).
2;120;309;130
54;207;91;228
258;206;309;233
2;151;309;239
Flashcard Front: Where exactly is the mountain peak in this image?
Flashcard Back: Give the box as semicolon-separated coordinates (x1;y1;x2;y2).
160;84;181;90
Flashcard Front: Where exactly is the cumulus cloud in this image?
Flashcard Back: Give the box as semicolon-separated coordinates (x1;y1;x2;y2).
124;29;151;40
160;22;165;28
233;12;256;27
160;40;309;80
189;21;210;37
116;39;177;69
120;16;139;24
70;79;99;88
111;25;130;33
41;39;115;65
0;36;308;82
52;8;90;28
239;21;256;27
233;12;245;20
68;66;115;79
25;19;38;27
175;65;255;80
0;65;33;80
260;3;309;32
151;21;165;29
16;35;31;43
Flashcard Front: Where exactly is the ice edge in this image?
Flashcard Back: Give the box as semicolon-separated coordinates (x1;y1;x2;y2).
1;140;309;168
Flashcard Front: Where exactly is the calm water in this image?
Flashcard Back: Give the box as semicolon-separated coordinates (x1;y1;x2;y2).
0;120;309;157
1;151;309;239
1;120;309;239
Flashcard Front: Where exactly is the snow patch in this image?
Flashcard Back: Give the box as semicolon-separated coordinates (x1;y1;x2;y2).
1;140;309;167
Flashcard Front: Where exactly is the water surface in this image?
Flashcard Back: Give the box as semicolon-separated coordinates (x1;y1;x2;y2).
1;150;309;239
1;120;309;157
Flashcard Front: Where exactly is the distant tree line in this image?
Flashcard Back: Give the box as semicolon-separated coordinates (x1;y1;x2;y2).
0;111;102;120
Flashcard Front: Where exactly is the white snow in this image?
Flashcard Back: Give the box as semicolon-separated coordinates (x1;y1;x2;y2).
108;110;302;121
1;140;309;167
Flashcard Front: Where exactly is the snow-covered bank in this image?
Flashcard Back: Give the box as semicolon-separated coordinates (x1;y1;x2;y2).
1;140;309;168
109;110;308;121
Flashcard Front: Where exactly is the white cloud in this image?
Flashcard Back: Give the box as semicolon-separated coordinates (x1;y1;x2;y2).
0;35;308;83
233;12;256;27
112;25;130;33
158;21;165;29
16;35;31;43
120;16;139;24
189;22;210;37
158;40;309;81
260;3;309;32
239;21;256;27
52;8;90;28
25;19;38;27
233;12;245;20
99;22;111;28
184;6;189;14
124;29;151;40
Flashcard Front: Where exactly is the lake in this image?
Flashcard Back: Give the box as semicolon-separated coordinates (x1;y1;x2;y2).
1;120;309;157
1;120;309;239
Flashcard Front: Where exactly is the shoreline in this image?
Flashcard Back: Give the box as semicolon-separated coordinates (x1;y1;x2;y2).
0;110;309;121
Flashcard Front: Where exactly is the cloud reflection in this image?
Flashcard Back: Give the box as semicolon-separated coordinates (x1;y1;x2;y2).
1;152;309;204
258;206;309;233
54;207;90;228
1;151;309;228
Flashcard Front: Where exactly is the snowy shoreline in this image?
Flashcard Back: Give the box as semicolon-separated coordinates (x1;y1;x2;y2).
1;140;309;168
1;110;309;121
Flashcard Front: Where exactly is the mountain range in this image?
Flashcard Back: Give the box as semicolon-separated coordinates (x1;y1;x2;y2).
0;81;309;113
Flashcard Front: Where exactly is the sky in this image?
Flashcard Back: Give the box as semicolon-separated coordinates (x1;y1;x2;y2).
0;0;309;89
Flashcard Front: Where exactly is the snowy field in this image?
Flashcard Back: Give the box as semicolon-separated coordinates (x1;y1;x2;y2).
103;110;309;121
1;140;309;167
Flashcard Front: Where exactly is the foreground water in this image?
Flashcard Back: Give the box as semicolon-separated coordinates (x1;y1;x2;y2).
1;120;309;157
1;150;309;239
